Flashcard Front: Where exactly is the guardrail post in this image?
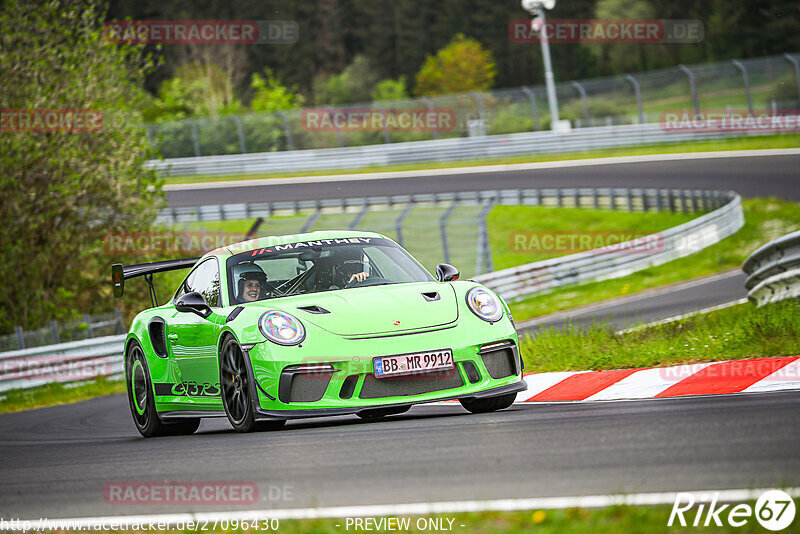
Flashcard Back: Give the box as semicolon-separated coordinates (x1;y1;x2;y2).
395;202;415;247
230;115;247;153
656;189;663;212
625;74;646;124
592;189;599;210
14;326;24;350
626;189;633;212
572;189;580;208
420;97;439;139
520;87;540;130
641;190;649;212
83;313;93;339
534;188;542;206
731;60;754;117
678;65;700;115
186;119;201;157
784;54;800;102
274;111;294;150
50;320;59;344
668;189;676;213
557;189;564;207
571;81;590;125
440;203;457;264
702;190;710;212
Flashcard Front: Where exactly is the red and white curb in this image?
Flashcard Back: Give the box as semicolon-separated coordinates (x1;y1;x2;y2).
513;356;800;403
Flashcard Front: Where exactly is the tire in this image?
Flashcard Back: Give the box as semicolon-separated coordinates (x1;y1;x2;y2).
220;336;286;433
356;405;410;421
126;340;200;437
459;392;516;414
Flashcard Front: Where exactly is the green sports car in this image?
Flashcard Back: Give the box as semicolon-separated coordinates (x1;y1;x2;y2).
113;230;526;437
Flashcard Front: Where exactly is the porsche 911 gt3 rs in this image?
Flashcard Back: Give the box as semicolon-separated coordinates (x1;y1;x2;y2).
113;230;526;437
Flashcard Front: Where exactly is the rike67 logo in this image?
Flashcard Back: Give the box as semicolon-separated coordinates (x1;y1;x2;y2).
669;490;796;531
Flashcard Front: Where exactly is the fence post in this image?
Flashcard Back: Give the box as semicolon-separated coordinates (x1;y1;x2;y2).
325;107;344;147
475;198;496;276
440;203;458;264
230;115;247;153
731;60;754;117
678;65;700;115
15;326;25;350
624;74;646;124
784;54;800;103
520;87;540;130
50;320;60;344
469;91;486;136
571;81;590;125
420;96;439;139
115;307;125;334
186;119;201;157
83;313;93;339
395;202;415;247
275;111;294;150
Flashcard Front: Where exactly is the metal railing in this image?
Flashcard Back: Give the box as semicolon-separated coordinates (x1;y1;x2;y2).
743;230;800;306
0;309;125;353
0;335;125;393
147;121;793;177
144;52;800;165
473;190;743;301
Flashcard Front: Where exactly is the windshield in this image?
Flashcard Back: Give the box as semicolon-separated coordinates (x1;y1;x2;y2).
226;237;433;304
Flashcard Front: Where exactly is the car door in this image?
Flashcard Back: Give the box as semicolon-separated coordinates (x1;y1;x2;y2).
167;258;223;399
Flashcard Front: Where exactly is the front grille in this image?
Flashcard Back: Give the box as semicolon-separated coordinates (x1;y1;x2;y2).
279;371;332;403
359;368;464;399
480;347;518;379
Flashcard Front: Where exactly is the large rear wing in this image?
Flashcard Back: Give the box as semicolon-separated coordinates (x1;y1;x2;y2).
112;257;200;306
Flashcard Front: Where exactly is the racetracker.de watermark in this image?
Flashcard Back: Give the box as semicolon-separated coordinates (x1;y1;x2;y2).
300;108;456;133
509;231;664;255
103;20;298;44
103;481;293;506
1;109;102;132
661;110;800;133
0;356;113;382
105;232;252;255
509;19;703;43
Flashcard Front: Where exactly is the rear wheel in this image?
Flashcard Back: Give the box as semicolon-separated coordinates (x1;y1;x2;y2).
356;405;410;421
126;340;200;437
220;337;286;432
459;392;516;414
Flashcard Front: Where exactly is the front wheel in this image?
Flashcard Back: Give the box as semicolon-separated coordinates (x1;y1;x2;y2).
220;337;286;433
126;340;199;437
459;392;516;414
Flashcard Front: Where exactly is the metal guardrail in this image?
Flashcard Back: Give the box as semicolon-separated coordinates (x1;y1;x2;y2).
0;308;125;353
0;335;125;393
147;122;780;177
473;190;743;301
0;188;744;393
742;230;800;306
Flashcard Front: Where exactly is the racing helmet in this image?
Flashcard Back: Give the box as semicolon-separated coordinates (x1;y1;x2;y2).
232;263;268;302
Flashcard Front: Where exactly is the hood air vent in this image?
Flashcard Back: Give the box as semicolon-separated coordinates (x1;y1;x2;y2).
297;305;331;314
421;292;440;302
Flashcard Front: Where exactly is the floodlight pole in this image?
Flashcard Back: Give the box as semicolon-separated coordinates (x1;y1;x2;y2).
525;2;560;128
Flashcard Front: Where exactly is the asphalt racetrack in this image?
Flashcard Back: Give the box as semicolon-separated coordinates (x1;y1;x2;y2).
1;391;799;519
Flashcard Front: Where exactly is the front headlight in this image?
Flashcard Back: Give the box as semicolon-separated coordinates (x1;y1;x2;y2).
466;287;504;323
258;311;306;345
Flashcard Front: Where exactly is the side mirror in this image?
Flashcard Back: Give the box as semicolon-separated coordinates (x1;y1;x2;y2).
175;291;213;319
436;263;460;282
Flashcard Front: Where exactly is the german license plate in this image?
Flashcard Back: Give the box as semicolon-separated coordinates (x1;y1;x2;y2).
373;349;454;378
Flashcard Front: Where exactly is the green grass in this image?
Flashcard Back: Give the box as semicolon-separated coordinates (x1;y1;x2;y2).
519;299;800;373
161;133;800;185
0;378;125;414
508;198;800;323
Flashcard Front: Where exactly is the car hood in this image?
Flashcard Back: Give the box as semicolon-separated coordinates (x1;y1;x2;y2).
276;282;458;336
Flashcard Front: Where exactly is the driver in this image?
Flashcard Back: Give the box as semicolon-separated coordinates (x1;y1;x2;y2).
234;265;269;303
338;258;369;285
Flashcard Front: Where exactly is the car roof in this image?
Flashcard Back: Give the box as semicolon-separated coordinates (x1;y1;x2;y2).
203;230;389;259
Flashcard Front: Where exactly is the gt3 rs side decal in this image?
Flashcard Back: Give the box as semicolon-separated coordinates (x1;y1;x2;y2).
154;382;221;397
